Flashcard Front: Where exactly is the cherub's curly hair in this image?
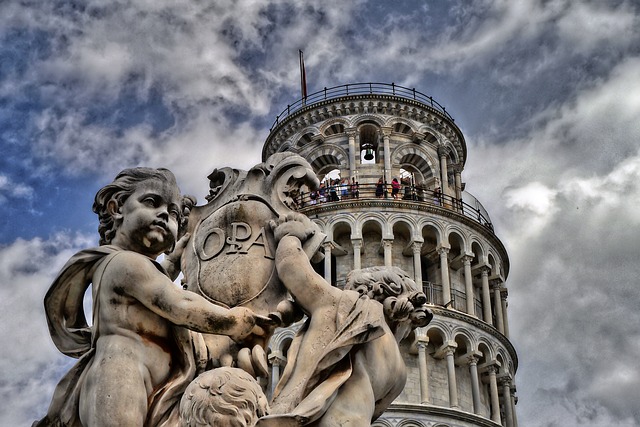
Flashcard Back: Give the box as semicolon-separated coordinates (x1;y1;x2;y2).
179;367;269;427
92;167;195;245
345;266;430;328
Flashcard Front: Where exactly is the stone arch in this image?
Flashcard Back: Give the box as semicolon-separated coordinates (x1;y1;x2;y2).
419;221;444;248
352;113;386;128
392;143;437;182
306;144;348;176
356;213;389;239
469;238;486;265
397;420;426;427
387;117;417;135
447;229;466;260
319;118;348;137
359;217;386;268
268;328;297;354
388;214;419;237
487;253;499;276
477;340;494;364
325;215;357;241
371;420;394;427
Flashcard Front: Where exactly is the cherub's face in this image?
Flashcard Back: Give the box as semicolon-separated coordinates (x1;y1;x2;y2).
114;179;181;257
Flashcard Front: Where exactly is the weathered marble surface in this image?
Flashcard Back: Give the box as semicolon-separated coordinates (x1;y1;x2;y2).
258;214;433;426
36;156;432;427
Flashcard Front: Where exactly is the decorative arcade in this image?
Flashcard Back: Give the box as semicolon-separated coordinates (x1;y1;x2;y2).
263;83;518;427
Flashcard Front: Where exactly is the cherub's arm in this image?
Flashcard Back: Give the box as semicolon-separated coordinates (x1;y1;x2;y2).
275;234;342;316
160;233;190;281
111;254;262;341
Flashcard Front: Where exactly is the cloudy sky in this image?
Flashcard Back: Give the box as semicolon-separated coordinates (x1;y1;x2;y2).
1;1;639;425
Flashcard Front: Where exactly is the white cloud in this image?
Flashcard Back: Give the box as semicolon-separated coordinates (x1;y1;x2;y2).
0;233;95;426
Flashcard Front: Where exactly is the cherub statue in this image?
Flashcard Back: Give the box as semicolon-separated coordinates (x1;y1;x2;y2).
179;367;269;427
258;214;433;427
35;168;270;427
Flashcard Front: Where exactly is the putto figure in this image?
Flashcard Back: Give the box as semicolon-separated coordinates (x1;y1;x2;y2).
258;214;433;427
179;367;269;427
35;168;269;427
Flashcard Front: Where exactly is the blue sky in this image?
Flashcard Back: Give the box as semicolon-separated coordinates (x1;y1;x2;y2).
2;1;640;425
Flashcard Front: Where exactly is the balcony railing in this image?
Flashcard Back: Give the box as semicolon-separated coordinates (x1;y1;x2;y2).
423;282;485;322
293;183;494;232
270;82;454;132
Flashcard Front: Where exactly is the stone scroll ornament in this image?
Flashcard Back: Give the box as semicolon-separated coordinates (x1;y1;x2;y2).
181;152;326;377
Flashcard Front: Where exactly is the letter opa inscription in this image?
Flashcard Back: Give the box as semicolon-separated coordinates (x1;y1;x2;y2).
197;222;273;261
186;200;284;309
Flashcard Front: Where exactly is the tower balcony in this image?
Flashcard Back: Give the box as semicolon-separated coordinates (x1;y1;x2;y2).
292;183;494;233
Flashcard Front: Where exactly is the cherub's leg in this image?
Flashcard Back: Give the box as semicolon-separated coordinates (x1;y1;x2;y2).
79;353;148;426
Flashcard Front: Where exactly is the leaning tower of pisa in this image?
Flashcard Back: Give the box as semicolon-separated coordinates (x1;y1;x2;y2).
263;83;518;427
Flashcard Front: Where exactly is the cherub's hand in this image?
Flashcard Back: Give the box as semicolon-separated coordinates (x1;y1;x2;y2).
226;307;275;343
269;213;316;244
161;233;190;280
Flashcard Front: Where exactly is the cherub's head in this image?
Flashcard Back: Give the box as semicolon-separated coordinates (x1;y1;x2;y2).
93;168;195;253
179;367;269;427
345;266;432;340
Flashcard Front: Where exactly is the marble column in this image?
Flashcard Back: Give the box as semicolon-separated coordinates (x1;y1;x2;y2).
438;247;451;306
382;128;392;184
347;129;357;180
492;281;505;334
501;377;514;427
453;164;463;202
487;366;501;424
511;385;519;427
468;355;481;414
323;242;333;284
445;346;459;408
268;351;286;396
481;266;492;324
352;238;362;270
438;145;449;194
417;339;430;404
463;255;475;316
412;242;423;285
383;239;393;267
501;288;510;338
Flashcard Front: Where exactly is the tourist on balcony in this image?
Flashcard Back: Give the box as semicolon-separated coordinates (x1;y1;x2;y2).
351;178;359;199
340;178;349;200
391;178;401;199
376;178;384;198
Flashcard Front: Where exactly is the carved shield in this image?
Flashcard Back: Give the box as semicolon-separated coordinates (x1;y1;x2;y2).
188;198;284;313
182;153;325;316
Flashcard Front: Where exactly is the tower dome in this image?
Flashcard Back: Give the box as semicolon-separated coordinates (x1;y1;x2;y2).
264;83;518;427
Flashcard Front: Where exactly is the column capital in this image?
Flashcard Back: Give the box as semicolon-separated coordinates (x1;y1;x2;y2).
411;241;423;255
455;350;482;366
462;254;474;265
497;374;513;388
322;241;335;251
437;145;448;157
268;351;287;366
500;287;509;300
380;126;392;136
452;163;463;174
345;127;357;137
437;246;450;256
434;341;457;359
479;265;492;276
382;239;394;248
351;238;363;247
490;280;503;291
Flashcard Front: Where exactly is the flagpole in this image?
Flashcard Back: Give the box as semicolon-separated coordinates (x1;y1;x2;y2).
299;50;307;105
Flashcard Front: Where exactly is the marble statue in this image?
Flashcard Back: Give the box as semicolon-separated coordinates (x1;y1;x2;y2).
35;168;271;427
257;214;433;426
35;155;433;427
179;367;269;427
180;153;324;376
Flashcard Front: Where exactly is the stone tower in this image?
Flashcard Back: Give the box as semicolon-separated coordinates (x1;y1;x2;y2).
263;83;518;427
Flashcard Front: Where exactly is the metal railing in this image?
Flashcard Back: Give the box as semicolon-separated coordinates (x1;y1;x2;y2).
423;282;485;322
293;183;493;231
270;82;454;132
